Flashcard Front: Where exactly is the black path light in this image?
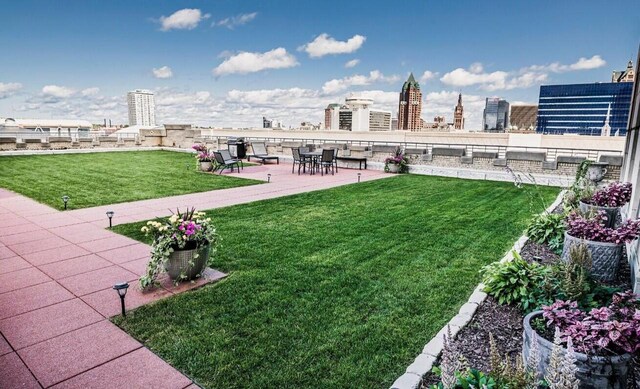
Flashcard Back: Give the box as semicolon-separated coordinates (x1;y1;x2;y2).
357;173;361;183
267;173;271;183
106;211;115;228
61;195;69;210
113;282;129;317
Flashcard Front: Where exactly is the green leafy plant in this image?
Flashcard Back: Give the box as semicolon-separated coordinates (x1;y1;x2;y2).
384;146;409;173
481;252;549;310
525;212;566;253
563;160;596;211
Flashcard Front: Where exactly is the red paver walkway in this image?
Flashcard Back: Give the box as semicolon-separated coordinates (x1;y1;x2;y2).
0;163;388;388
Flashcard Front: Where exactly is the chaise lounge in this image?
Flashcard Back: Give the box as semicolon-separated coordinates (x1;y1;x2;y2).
247;142;280;164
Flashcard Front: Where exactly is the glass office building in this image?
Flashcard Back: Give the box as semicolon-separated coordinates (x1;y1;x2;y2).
482;97;509;132
536;82;633;136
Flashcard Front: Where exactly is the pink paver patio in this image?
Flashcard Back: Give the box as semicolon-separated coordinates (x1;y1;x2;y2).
0;164;388;387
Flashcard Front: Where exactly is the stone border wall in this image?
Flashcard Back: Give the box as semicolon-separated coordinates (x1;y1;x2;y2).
389;190;566;389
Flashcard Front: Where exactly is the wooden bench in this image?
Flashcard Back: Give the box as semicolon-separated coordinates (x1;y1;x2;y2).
335;156;367;170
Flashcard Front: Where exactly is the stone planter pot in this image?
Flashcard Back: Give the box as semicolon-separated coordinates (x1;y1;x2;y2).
166;244;210;281
579;201;619;228
561;232;623;282
523;311;633;389
387;163;400;173
200;161;213;172
586;162;608;184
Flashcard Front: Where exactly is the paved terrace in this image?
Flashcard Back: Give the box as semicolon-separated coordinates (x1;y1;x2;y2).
0;164;386;388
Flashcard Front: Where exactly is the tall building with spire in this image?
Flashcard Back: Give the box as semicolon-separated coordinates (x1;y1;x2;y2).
453;93;464;129
398;73;422;130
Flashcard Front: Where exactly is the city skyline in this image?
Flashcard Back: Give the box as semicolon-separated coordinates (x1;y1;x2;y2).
1;0;639;129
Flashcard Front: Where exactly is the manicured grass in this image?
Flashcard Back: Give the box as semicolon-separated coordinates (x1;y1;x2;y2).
112;175;558;389
0;151;261;209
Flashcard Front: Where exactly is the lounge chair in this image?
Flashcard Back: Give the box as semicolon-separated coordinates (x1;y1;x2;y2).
247;142;279;164
213;150;242;174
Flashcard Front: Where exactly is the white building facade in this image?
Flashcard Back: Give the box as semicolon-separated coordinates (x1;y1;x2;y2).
325;96;391;132
127;89;156;126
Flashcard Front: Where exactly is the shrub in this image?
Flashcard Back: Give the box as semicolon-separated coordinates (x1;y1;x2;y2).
525;212;566;249
566;211;640;244
542;291;640;355
563;160;596;211
585;182;633;207
481;252;549;311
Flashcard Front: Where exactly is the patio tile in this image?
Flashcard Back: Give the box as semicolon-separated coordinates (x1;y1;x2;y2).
33;215;85;229
50;347;192;389
0;267;51;294
58;266;138;297
161;268;227;294
0;299;103;350
118;257;149;276
0;335;12;356
81;284;172;317
0;352;41;389
0;228;54;246
39;254;111;280
0;281;75;320
0;222;43;236
18;320;141;388
22;244;91;266
8;236;71;256
0;256;32;275
0;245;18;260
1;216;31;228
96;243;150;264
51;224;114;244
78;235;140;253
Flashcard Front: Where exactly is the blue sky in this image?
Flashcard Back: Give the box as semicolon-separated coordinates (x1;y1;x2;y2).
1;0;638;129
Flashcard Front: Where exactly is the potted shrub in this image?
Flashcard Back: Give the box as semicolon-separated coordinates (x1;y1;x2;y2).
139;207;219;289
193;144;213;172
580;182;632;228
384;147;409;174
523;293;640;389
562;211;640;282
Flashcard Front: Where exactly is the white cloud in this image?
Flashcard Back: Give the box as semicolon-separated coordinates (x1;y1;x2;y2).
299;33;366;58
344;59;360;68
528;55;607;73
159;9;210;31
419;70;437;83
322;71;399;94
214;12;257;29
469;62;484;74
42;85;75;98
152;66;174;79
81;87;100;96
212;48;299;76
0;82;23;99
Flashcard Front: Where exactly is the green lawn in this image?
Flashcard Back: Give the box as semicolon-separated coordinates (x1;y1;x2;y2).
112;175;558;388
0;151;261;209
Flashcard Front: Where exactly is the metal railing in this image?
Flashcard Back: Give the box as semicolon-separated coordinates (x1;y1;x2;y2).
0;130;141;143
199;135;622;162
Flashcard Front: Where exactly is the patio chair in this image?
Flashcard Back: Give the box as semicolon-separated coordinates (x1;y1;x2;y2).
213;150;242;174
292;148;311;175
247;142;279;164
318;149;335;176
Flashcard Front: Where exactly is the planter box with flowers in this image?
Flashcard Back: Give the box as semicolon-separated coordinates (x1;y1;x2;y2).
384;147;409;174
579;182;632;228
140;207;219;289
193;144;213;172
562;211;640;282
523;292;640;389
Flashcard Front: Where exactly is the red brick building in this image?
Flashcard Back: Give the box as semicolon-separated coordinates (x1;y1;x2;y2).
398;73;422;131
454;93;464;130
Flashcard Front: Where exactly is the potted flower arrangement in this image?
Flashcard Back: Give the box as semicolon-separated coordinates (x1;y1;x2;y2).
139;207;219;289
580;182;632;228
384;147;409;174
523;292;640;388
193;144;214;172
562;211;640;281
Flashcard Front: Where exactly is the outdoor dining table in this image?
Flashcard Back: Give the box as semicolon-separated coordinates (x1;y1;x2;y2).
299;150;323;175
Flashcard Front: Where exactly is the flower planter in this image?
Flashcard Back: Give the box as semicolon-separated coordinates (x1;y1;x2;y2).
586;162;608;184
561;232;623;282
387;163;400;173
200;161;213;172
578;201;619;228
166;244;210;281
523;311;633;389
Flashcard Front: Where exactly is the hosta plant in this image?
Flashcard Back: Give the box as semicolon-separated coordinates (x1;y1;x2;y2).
525;212;566;252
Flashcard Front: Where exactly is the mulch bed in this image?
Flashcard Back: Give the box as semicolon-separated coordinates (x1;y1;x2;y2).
421;239;639;388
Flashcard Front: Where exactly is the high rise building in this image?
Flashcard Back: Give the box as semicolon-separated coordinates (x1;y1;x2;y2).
127;89;156;126
324;104;341;129
482;98;509;132
509;105;538;131
324;96;391;131
536;82;633;136
612;60;635;83
398;73;422;130
263;117;273;128
453;93;464;129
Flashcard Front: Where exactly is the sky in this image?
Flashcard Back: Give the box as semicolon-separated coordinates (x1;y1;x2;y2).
1;0;639;130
